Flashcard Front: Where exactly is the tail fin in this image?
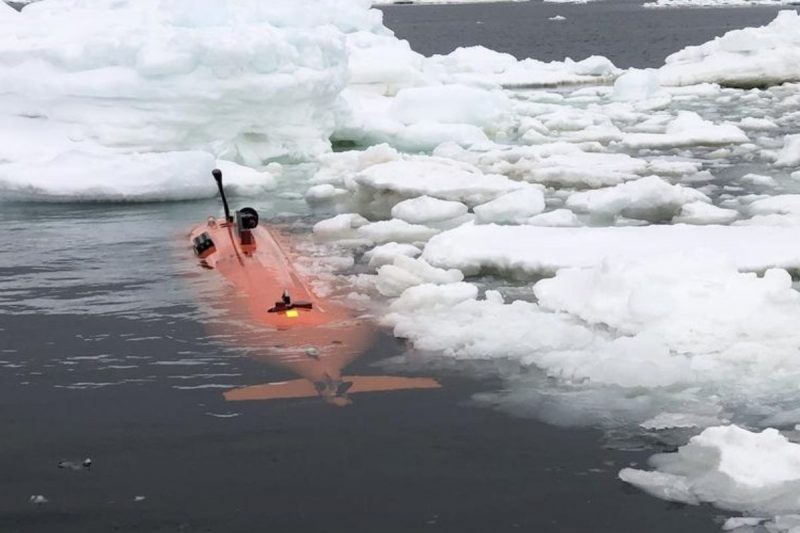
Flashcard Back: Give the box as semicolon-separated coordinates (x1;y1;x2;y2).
224;376;440;403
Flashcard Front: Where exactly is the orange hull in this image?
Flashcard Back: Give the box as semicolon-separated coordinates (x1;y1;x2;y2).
189;214;439;405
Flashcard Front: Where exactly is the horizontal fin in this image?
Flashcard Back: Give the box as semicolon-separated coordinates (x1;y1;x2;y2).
224;376;441;402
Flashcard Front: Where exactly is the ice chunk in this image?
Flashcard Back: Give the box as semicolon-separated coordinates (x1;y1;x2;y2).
376;256;463;297
357;219;440;245
391;196;468;224
393;122;489;152
473;187;546;224
422;224;800;276
565;176;709;222
425;46;619;88
390;84;512;132
388;282;479;313
748;195;800;217
775;134;800;167
673;201;739;225
364;242;422;270
312;213;369;241
527;209;582;227
612;69;666;101
620;425;800;515
0;146;219;202
621;111;748;148
0;0;373;161
384;285;595;360
659;11;800;88
354;157;523;206
534;253;800;357
305;184;348;204
640;412;725;430
738;117;779;131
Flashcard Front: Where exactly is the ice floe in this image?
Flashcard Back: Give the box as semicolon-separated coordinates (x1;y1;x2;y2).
621;425;800;516
421;224;800;276
658;11;800;88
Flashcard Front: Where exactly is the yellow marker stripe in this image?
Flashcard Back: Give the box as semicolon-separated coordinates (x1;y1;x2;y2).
285;309;299;318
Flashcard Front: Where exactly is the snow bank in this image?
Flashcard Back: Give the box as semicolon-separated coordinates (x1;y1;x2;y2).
620;425;800;515
421;224;800;276
659;11;800;88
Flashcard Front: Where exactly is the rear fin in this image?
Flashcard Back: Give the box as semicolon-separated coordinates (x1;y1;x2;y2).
224;379;318;401
224;376;440;402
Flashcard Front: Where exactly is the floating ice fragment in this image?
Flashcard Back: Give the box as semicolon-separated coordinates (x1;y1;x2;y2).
620;425;800;515
673;201;739;225
473;187;546;224
659;11;800;88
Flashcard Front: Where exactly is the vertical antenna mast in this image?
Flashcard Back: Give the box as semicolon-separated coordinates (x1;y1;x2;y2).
211;168;232;221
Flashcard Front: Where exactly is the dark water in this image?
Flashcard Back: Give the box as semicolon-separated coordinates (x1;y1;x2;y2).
380;1;792;67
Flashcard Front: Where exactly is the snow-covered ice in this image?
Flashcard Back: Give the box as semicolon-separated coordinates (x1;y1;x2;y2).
658;11;800;88
421;224;800;276
621;425;800;516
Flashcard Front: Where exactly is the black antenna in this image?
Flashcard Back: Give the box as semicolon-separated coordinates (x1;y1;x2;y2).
211;168;232;221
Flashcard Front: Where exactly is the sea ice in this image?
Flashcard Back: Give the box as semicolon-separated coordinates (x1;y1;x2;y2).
391;196;469;224
620;425;800;515
565;176;710;222
473;187;546;224
673;201;739;224
775;134;800;167
659;11;800;88
621;111;748;148
421;224;800;276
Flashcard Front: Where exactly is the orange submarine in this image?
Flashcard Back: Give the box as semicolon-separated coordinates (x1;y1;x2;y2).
189;169;440;405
